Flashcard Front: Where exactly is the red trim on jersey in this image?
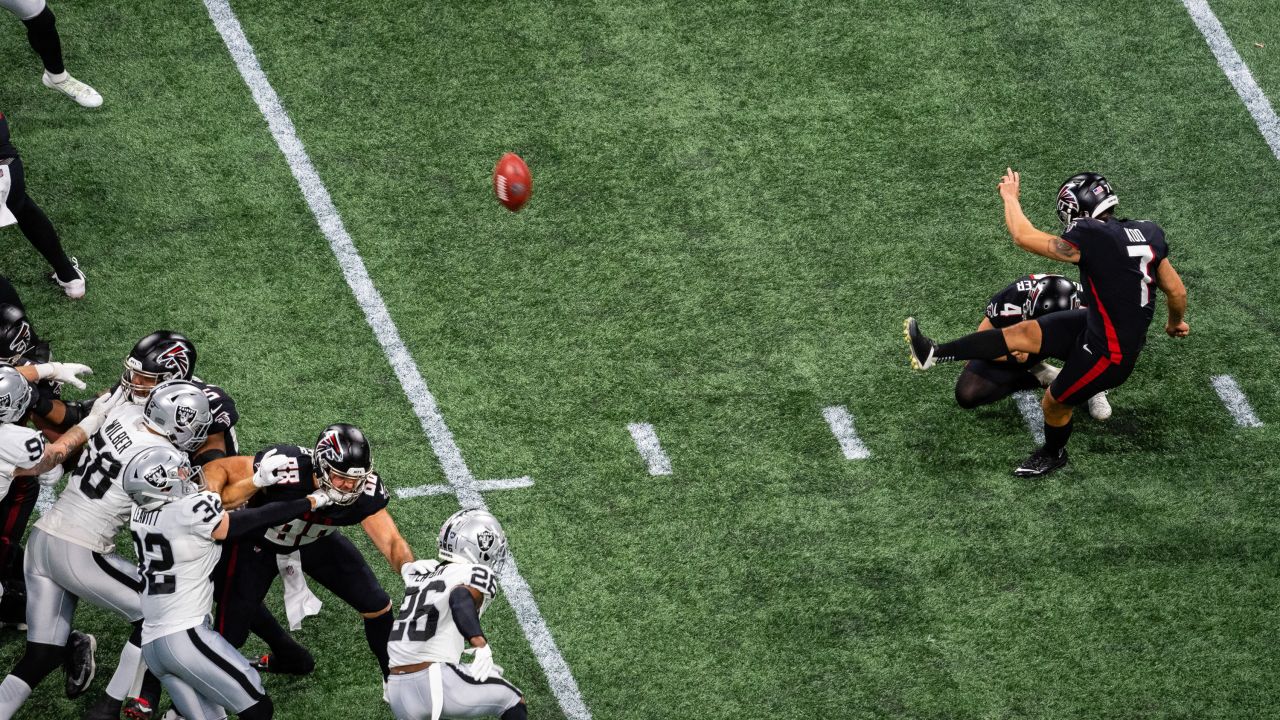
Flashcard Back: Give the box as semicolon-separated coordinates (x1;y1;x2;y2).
1088;279;1123;363
217;543;240;634
1057;356;1112;403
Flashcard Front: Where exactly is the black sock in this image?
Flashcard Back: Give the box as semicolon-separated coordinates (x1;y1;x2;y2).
250;604;310;664
139;670;162;707
21;8;64;76
936;329;1010;363
1043;420;1073;454
501;702;528;720
363;612;393;679
10;197;74;280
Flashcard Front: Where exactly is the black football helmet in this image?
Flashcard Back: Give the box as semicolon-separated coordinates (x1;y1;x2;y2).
1023;275;1081;319
122;331;198;403
313;423;373;505
1056;172;1118;225
0;305;35;365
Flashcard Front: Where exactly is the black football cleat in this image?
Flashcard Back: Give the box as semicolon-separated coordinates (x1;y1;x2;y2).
64;630;96;699
84;695;124;720
903;317;938;370
1013;448;1069;478
250;650;315;676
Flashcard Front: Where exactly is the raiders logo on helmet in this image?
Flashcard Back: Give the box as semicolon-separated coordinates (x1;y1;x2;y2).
143;465;169;490
476;529;495;553
0;395;10;413
175;405;197;426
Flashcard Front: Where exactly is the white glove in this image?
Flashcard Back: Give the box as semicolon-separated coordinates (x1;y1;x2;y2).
305;489;333;510
33;362;93;390
252;449;292;488
467;644;495;682
37;464;63;487
399;558;438;583
76;386;128;437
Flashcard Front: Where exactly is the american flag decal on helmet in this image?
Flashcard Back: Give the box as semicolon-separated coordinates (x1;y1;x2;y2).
316;430;344;462
158;343;192;378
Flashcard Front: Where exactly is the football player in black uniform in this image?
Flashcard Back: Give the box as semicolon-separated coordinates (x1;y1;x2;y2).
0;112;85;297
955;274;1111;421
204;423;414;683
905;169;1188;477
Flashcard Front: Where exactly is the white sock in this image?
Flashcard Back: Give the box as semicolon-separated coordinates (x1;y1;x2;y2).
0;675;32;718
105;641;143;701
46;70;69;84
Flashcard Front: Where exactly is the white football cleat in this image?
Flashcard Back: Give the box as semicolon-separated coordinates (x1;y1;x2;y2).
51;257;86;299
42;71;103;108
1030;362;1060;387
1087;392;1112;421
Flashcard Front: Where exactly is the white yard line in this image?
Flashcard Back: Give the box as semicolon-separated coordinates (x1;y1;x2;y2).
1210;375;1264;427
1182;0;1280;160
821;406;871;460
35;484;55;516
396;477;535;499
200;2;590;716
1013;391;1046;445
627;423;672;475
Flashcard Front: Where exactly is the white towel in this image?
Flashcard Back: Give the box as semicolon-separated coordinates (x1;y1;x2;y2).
276;551;322;630
0;166;15;228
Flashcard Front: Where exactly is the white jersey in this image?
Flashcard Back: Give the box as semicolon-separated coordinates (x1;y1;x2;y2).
130;490;224;644
0;422;46;498
37;404;172;553
388;560;499;667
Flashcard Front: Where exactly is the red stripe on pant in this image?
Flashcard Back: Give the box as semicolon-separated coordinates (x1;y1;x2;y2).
217;543;240;635
1057;356;1112;403
0;478;32;558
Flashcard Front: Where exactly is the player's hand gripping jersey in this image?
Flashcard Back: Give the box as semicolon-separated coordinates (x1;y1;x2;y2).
388;560;499;667
129;491;225;643
1061;217;1168;355
249;444;388;549
37;404;172;553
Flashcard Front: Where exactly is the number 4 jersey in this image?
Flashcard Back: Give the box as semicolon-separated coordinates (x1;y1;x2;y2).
388;560;499;667
37;404;174;554
130;490;225;643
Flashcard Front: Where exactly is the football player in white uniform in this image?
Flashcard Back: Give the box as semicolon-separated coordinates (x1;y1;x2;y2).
126;445;339;720
0;379;207;719
386;509;526;720
1;0;102;107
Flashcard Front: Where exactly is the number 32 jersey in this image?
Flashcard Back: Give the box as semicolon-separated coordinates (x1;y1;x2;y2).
130;490;225;643
388;560;499;667
36;404;173;554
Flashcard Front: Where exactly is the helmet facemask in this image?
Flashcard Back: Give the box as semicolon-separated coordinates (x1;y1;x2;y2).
316;459;369;506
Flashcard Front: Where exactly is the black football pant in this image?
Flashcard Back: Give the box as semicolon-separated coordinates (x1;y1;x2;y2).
0;275;23;310
1032;308;1138;406
0;475;38;583
214;532;391;671
2;156;76;281
954;359;1042;409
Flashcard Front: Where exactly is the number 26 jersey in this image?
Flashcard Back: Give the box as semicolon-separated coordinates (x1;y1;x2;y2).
388;560;499;667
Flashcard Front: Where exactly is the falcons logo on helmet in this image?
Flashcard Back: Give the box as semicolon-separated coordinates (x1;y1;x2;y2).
1057;185;1079;213
315;431;344;463
157;343;192;378
8;322;31;358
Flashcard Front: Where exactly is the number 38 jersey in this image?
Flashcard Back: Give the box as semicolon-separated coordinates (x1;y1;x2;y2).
36;404;173;554
388;560;499;667
130;490;224;643
249;444;389;550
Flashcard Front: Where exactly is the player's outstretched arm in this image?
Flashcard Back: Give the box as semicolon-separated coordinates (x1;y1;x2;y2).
204;455;256;508
998;168;1080;264
362;508;415;571
1155;258;1189;337
212;490;331;541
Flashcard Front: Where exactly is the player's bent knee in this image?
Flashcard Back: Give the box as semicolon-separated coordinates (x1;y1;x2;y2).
238;695;274;720
501;699;528;720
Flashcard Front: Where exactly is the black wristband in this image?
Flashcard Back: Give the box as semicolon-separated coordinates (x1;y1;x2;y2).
225;498;311;540
448;585;485;640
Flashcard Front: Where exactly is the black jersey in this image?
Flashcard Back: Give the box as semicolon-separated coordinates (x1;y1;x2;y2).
0;114;15;159
249;444;389;550
984;274;1084;329
192;379;238;437
1061;217;1168;358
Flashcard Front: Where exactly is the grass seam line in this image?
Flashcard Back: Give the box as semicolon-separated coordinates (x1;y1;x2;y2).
199;1;591;717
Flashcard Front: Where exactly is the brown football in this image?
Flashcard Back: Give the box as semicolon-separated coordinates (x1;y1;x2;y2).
493;153;532;212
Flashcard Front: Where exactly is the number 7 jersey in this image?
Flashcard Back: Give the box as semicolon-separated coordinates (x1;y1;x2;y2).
36;404;174;554
1061;217;1168;355
388;560;499;667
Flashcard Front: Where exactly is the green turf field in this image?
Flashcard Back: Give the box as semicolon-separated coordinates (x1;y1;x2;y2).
2;1;1279;718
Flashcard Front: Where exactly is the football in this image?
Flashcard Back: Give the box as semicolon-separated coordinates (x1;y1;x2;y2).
493;152;532;212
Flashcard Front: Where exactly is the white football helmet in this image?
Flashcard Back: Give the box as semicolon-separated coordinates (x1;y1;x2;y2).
122;445;204;510
438;508;509;572
0;365;33;424
143;379;212;452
